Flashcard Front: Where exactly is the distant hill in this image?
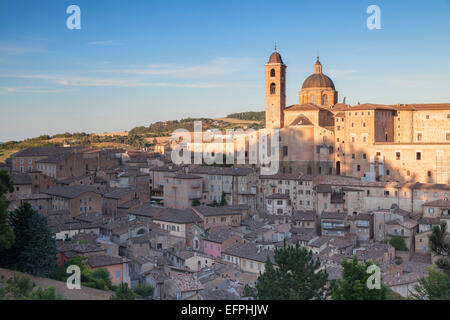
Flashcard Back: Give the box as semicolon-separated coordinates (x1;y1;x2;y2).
227;111;265;122
0;111;266;152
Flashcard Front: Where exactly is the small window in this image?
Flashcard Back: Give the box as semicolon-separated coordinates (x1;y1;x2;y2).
417;133;422;141
270;83;276;95
416;152;421;160
396;152;401;160
270;69;276;77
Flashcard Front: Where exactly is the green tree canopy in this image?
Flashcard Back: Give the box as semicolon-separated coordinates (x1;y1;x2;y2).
247;243;328;300
0;170;14;251
331;256;387;300
412;267;450;300
133;284;155;299
388;236;408;251
110;283;135;300
412;221;449;300
51;256;112;291
0;273;64;300
1;203;57;277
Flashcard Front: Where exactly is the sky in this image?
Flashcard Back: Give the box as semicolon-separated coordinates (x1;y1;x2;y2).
0;0;450;141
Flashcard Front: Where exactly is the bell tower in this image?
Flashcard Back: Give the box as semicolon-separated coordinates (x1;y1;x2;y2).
265;48;286;130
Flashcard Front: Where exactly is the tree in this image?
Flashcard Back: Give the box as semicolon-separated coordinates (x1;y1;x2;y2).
133;284;155;299
248;243;328;300
1;203;57;277
0;170;14;251
412;267;450;300
51;256;112;290
412;221;449;300
192;199;201;207
1;203;34;268
331;256;387;300
429;221;449;272
110;283;135;300
388;236;408;251
19;212;57;277
0;273;64;300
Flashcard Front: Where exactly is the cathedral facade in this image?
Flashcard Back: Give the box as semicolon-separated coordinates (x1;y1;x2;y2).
265;49;450;184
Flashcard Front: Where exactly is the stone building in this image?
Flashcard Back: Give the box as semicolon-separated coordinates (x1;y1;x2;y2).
264;49;450;184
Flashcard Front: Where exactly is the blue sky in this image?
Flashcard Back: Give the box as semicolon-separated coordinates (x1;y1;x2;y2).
1;0;450;141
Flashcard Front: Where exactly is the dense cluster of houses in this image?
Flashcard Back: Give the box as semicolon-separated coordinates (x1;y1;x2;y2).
1;146;449;299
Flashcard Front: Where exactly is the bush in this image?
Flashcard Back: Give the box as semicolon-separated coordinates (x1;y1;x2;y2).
389;236;408;251
133;284;154;298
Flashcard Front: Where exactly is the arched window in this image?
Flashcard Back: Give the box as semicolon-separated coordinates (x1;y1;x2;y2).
309;95;316;104
270;83;276;95
322;95;328;105
270;69;276;77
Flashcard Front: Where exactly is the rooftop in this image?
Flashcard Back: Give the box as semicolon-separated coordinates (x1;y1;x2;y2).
153;208;203;224
222;243;275;263
44;185;100;199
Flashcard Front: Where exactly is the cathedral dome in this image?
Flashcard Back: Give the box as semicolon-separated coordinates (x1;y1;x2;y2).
268;50;283;64
301;57;335;90
302;73;335;90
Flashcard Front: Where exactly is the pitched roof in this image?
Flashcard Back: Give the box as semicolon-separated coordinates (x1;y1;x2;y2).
12;147;74;158
170;273;204;292
103;187;135;199
57;242;104;255
383;272;421;287
315;184;332;193
204;228;238;244
36;153;73;164
44;185;99;199
128;203;166;218
356;243;391;261
152;208;203;224
285;103;327;112
418;217;441;225
87;254;128;268
193;206;243;217
423;198;450;208
308;236;331;247
291;210;316;221
289;114;313;126
10;173;32;185
222;243;275;263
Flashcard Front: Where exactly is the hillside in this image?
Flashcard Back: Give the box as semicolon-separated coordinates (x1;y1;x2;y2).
0;111;266;158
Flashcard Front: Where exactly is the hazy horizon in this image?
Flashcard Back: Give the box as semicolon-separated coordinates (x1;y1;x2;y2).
1;0;450;141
